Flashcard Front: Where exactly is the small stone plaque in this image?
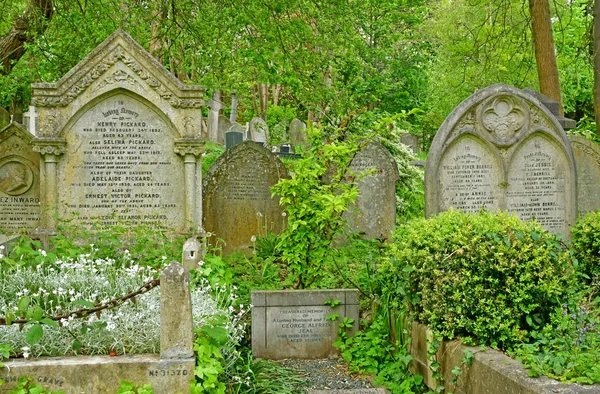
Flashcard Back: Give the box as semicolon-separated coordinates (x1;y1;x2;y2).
0;123;40;232
425;84;577;237
569;135;600;217
251;289;359;360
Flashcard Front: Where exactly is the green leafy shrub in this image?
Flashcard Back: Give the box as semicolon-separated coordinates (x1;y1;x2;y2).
386;209;574;349
571;211;600;284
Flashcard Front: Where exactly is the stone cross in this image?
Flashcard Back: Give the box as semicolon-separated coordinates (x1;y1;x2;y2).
23;105;38;136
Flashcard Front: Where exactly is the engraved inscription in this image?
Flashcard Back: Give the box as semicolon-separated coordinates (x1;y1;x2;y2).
267;307;335;346
223;173;271;201
507;137;567;232
439;137;501;213
60;94;183;228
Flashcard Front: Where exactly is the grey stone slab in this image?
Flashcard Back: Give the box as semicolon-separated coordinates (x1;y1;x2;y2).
399;133;419;153
203;141;287;255
425;84;577;238
0;354;194;394
345;141;399;242
569;136;600;217
252;289;359;360
217;115;231;145
30;29;205;232
0;123;40;233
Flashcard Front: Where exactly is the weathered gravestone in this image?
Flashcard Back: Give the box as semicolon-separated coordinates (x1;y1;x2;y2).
203;141;287;255
251;289;359;360
569;135;600;217
249;117;268;144
400;133;420;154
217;115;231;146
30;29;205;232
289;118;307;150
0;108;10;128
225;122;245;150
425;84;577;237
0;123;41;233
345;141;399;242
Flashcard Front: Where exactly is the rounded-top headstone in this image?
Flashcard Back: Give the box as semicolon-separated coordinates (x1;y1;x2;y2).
425;84;577;237
289;118;307;147
203;141;288;254
249;117;269;144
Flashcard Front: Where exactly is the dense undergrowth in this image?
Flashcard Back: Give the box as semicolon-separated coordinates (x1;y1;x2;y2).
2;125;600;393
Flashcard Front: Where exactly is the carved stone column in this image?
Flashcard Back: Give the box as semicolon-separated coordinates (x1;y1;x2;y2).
32;139;66;231
174;140;204;231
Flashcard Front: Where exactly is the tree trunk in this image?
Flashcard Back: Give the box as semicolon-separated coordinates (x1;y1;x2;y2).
258;82;269;120
0;0;53;76
594;0;600;136
529;0;563;115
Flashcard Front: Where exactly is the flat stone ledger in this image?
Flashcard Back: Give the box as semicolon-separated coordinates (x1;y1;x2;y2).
0;355;194;394
251;289;359;360
0;123;41;232
569;135;600;217
425;84;576;237
203;141;287;255
345;141;399;241
60;93;183;228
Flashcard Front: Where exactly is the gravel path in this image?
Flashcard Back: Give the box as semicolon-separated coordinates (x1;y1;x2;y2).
276;358;377;391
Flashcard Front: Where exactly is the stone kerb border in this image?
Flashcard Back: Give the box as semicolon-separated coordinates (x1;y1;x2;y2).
0;262;195;394
251;289;359;360
409;322;600;394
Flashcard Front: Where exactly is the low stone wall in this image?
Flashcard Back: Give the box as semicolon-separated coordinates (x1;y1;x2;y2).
409;321;600;394
0;261;195;394
252;289;359;359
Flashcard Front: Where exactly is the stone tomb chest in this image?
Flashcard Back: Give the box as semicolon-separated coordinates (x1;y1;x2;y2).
425;84;577;237
30;29;205;232
203;141;287;254
251;289;359;360
0;123;40;232
569;135;600;217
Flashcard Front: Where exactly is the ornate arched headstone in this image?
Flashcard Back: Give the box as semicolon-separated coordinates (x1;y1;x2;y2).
30;30;205;232
425;84;577;237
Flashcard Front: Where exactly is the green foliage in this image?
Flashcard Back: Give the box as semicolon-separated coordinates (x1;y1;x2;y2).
512;300;600;384
191;323;228;394
571;210;600;284
387;209;574;349
202;143;226;174
334;315;423;393
115;381;154;394
271;128;360;288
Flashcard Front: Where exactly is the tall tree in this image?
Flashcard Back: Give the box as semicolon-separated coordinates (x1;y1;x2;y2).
0;0;53;76
529;0;564;115
594;0;600;134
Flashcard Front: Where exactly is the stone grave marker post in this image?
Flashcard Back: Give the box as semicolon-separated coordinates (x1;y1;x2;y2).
425;84;577;237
